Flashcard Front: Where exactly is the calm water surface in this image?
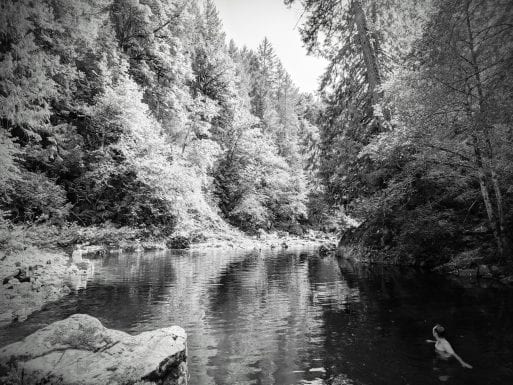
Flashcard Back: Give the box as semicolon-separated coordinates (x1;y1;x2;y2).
1;248;513;384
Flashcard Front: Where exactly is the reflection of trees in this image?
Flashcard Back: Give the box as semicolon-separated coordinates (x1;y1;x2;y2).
103;249;361;385
204;251;359;385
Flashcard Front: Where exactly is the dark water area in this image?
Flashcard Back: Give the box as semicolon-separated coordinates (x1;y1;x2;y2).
1;248;513;385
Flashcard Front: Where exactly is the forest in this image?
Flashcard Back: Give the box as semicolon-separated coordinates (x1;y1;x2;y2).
290;0;513;266
0;0;322;244
1;0;513;267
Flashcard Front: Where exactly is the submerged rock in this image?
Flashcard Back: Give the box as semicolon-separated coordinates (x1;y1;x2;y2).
0;314;187;385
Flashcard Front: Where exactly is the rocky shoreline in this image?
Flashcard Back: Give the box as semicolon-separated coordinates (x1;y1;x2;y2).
0;314;187;385
189;231;336;251
0;248;94;328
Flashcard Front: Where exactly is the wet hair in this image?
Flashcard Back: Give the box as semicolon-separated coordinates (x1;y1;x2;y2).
433;324;446;338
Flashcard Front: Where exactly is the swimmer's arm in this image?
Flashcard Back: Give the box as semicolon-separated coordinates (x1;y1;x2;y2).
444;341;473;369
425;339;436;343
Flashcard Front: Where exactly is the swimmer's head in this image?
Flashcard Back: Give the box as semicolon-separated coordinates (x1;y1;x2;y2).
432;324;445;338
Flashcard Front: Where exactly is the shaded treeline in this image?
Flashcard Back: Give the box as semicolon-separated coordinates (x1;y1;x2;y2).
289;0;513;264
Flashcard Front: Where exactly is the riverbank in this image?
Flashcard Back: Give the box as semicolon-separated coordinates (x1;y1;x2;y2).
338;243;513;286
0;247;94;327
189;229;336;251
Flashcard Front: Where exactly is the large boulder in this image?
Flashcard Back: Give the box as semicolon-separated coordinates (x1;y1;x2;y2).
0;314;187;385
166;236;190;250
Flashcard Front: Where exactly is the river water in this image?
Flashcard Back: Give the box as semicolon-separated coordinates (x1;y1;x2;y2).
1;247;512;384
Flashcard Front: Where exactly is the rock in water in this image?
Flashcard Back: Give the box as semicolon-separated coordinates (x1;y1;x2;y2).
318;243;337;257
71;248;83;263
0;314;187;385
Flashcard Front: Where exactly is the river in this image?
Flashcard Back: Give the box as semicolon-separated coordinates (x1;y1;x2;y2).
1;247;512;384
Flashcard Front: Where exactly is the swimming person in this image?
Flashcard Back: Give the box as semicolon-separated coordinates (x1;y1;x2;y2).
426;324;473;369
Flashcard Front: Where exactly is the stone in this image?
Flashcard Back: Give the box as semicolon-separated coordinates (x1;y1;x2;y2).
0;314;187;385
477;265;492;278
41;284;63;301
31;279;42;292
3;268;30;285
500;276;513;285
13;307;31;322
256;228;266;239
318;243;337;257
16;282;33;296
71;249;83;263
318;245;330;256
0;311;14;326
81;245;107;257
329;373;355;384
6;278;20;289
458;268;478;278
66;273;88;291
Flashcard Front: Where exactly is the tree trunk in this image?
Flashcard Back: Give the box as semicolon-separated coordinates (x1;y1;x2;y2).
490;169;508;259
352;0;389;131
352;0;381;104
465;0;507;259
471;135;504;258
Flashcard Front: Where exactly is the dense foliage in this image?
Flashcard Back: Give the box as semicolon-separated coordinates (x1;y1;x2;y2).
3;0;511;265
0;0;320;238
290;0;513;264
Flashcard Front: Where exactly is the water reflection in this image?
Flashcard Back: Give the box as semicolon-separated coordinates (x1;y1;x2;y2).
1;249;512;385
